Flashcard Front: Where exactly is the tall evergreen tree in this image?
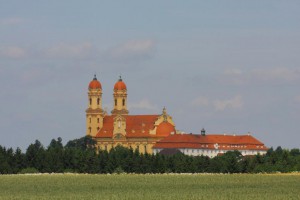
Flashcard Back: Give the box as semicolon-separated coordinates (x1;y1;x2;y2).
25;140;46;172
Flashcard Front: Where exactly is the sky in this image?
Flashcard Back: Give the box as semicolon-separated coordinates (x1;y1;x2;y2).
0;1;299;151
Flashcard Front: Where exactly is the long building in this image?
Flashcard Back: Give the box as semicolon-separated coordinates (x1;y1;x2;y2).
153;130;268;157
85;75;268;156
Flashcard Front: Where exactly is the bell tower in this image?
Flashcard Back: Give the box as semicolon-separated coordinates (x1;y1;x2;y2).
111;76;129;115
86;75;104;137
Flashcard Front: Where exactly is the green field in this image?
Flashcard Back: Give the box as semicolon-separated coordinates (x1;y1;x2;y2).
0;174;299;200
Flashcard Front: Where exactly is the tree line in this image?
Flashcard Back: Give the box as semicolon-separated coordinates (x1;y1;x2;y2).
1;136;300;174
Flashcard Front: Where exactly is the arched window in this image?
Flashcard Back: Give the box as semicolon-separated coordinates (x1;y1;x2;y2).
122;99;125;106
144;145;147;153
97;98;100;105
89;98;92;105
97;127;100;131
115;99;117;106
97;118;99;123
89;127;91;133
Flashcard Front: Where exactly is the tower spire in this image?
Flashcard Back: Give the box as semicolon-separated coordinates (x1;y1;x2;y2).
86;75;104;137
111;75;128;115
93;74;97;80
162;107;167;122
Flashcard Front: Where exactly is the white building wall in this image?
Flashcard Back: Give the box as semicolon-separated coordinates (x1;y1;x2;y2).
153;148;267;157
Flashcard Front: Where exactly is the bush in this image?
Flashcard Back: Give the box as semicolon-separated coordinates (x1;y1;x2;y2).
113;166;125;174
64;169;76;173
19;168;39;174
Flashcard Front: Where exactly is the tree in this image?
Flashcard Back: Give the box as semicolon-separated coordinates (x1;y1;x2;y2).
0;146;10;174
25;140;46;172
46;137;64;172
222;150;243;173
65;136;96;150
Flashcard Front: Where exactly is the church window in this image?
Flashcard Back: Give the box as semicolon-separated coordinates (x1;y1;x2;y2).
97;98;100;105
90;98;92;105
89;118;91;123
105;145;107;151
89;127;91;133
115;99;117;106
97;127;100;131
144;145;147;153
97;118;99;123
122;99;125;106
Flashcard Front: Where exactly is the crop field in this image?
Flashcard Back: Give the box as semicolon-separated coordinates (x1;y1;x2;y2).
0;174;299;200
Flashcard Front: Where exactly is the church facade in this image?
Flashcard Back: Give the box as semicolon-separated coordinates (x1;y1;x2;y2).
86;75;177;154
85;75;268;156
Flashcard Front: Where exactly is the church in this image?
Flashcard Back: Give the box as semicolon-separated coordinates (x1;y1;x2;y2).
86;75;177;154
86;75;268;156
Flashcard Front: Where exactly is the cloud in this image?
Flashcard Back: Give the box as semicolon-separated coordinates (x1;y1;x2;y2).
213;95;243;111
0;17;24;25
191;95;244;111
295;95;300;104
0;46;27;59
222;67;300;85
106;39;155;61
0;40;155;63
44;42;95;59
129;99;158;111
252;68;300;82
191;96;209;107
224;69;242;76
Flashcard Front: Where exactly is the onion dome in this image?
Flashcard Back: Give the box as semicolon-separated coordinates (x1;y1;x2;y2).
114;76;127;90
156;122;176;137
89;74;102;89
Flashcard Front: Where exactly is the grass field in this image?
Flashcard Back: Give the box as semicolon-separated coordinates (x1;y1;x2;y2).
0;173;300;200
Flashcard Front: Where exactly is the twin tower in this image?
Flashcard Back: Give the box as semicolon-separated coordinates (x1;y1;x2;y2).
86;75;128;136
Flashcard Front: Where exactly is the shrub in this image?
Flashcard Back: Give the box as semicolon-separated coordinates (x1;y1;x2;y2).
19;168;39;174
113;166;124;174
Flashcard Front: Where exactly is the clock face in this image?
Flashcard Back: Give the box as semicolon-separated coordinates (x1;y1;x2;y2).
214;143;219;149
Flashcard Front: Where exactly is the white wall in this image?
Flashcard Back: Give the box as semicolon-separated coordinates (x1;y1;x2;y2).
153;148;267;158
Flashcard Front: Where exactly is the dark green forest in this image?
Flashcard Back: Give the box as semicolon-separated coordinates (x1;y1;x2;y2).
1;136;300;174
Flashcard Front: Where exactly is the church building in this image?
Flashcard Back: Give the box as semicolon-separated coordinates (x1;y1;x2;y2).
86;75;177;154
85;75;268;156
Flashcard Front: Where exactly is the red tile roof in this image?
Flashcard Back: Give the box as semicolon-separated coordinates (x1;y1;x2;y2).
96;115;168;138
153;134;268;151
89;79;102;89
156;122;176;137
114;79;127;90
